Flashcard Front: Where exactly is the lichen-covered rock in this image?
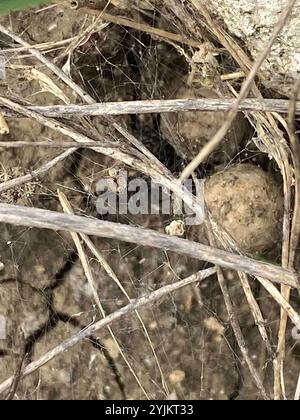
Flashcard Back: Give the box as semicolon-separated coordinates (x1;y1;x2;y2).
206;0;300;96
204;164;283;254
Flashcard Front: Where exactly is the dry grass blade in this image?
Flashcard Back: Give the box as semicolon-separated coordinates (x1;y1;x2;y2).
58;191;169;396
217;267;269;400
0;267;217;396
0;23;95;105
58;191;150;400
81;236;170;395
238;272;274;358
256;277;300;332
205;225;269;400
274;77;300;399
76;6;201;48
0;202;298;288
0;141;116;148
287;78;300;270
1;37;77;54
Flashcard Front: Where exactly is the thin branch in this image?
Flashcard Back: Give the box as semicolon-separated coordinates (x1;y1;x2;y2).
180;0;298;181
0;148;76;194
0;266;217;396
0;98;298;118
0;203;298;288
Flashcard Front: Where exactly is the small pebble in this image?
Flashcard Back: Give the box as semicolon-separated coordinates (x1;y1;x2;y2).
169;370;186;384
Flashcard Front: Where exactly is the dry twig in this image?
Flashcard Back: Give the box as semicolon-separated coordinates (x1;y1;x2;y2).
0;202;298;289
0;98;297;118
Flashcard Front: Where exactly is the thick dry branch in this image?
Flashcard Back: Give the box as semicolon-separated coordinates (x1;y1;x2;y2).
0;203;298;288
0;98;298;118
0;267;216;396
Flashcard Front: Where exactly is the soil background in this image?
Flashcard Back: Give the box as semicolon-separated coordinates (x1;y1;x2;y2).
0;2;299;400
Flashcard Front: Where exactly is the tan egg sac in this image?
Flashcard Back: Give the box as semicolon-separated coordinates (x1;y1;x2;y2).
160;86;249;163
204;164;283;255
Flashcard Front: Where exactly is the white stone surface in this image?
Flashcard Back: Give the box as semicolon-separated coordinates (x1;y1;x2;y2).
205;0;300;94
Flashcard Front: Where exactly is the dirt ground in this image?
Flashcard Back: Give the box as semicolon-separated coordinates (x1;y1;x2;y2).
0;2;299;400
